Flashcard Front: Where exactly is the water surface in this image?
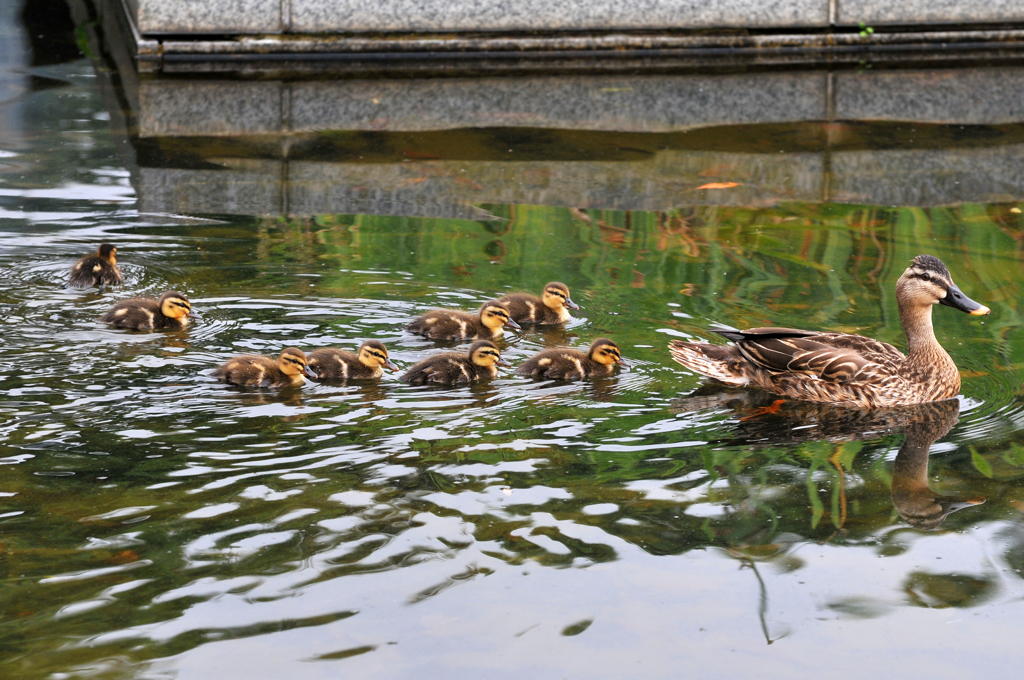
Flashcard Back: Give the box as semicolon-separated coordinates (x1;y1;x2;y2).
3;6;1024;679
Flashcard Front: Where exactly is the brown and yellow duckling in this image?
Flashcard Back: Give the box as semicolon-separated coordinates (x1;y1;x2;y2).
497;281;579;325
99;290;200;330
517;338;628;380
400;340;508;384
307;340;399;380
212;347;317;388
70;243;122;289
668;254;990;408
406;300;521;341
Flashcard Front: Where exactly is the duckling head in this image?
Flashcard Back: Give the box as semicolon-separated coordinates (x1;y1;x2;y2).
468;340;510;368
159;291;202;321
542;282;580;311
588;338;628;367
358;340;399;372
480;301;522;331
897;255;989;316
278;347;317;379
98;243;117;264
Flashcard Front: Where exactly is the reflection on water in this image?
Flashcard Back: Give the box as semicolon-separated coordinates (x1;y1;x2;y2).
5;4;1024;679
890;400;986;530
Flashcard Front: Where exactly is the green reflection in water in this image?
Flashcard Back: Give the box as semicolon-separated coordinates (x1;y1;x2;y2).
4;199;1024;676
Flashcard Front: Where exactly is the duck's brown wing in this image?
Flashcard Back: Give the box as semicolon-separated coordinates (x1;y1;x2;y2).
712;326;899;384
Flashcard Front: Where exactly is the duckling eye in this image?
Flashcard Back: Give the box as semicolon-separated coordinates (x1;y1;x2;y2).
921;272;931;282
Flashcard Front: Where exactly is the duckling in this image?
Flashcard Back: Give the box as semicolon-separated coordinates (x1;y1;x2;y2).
99;291;200;330
400;340;509;384
498;282;579;324
668;254;990;408
70;243;122;289
212;347;317;388
406;300;521;341
307;340;399;380
517;338;628;380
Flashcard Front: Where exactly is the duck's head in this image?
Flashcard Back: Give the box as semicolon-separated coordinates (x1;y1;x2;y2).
480;301;522;331
159;291;202;321
897;255;989;316
358;340;399;371
278;347;317;379
98;243;117;265
468;340;510;368
588;338;628;367
542;282;579;311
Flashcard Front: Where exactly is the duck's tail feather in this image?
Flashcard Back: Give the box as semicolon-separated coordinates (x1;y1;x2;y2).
668;340;749;386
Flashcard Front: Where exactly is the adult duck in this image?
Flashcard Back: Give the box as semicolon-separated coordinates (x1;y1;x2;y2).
668;255;989;408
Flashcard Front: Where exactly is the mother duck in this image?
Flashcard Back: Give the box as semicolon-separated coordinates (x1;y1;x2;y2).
668;255;989;408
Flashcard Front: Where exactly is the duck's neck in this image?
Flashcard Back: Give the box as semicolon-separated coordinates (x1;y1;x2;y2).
899;300;955;374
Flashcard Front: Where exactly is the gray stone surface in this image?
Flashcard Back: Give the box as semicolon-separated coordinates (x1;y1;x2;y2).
837;0;1024;25
135;0;281;34
834;68;1024;124
290;73;826;133
135;68;1024;138
123;0;1024;35
138;81;284;136
137;73;827;137
289;0;826;32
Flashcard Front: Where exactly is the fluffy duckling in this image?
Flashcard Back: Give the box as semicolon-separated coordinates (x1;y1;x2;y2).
400;340;509;384
406;300;521;341
307;340;399;380
212;347;317;388
517;338;628;380
99;291;199;330
70;243;122;289
498;282;579;324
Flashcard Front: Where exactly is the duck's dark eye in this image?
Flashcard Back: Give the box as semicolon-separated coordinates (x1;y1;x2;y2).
921;272;931;281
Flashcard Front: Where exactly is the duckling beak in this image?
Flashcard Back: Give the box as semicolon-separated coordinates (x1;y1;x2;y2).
303;365;318;379
617;357;631;369
384;358;400;372
939;284;989;315
188;308;203;320
496;357;511;367
504;317;522;331
565;297;580;310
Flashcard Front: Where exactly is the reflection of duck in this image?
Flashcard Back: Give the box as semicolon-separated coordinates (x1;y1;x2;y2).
891;399;985;530
669;255;990;407
70;243;122;289
99;291;200;330
307;340;398;380
400;340;508;384
212;347;317;388
406;301;521;341
517;338;627;380
497;282;579;325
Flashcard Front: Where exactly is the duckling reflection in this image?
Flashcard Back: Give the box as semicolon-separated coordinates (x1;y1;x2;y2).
891;399;985;530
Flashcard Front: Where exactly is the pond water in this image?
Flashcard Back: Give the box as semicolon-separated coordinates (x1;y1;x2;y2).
5;4;1024;680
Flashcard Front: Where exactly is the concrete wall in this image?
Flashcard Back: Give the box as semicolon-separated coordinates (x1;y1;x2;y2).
135;69;1024;138
131;0;1024;35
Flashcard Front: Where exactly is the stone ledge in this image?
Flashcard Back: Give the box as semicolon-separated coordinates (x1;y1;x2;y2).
125;0;1024;36
134;67;1024;139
